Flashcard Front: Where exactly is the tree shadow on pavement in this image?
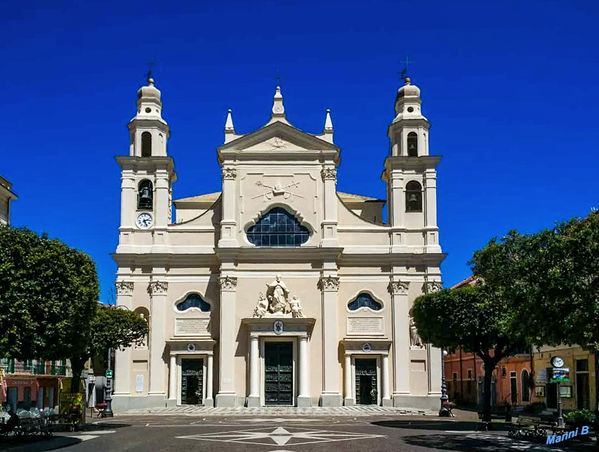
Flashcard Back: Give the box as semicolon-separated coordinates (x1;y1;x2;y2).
372;419;511;432
0;436;82;452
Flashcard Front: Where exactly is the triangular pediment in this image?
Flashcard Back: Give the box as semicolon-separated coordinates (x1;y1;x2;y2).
218;121;339;153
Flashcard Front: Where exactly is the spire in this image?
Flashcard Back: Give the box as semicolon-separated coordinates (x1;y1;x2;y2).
225;109;235;132
224;109;237;143
271;86;285;118
321;109;334;143
324;109;333;131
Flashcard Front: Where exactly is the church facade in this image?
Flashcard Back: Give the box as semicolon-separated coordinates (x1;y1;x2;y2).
112;76;445;410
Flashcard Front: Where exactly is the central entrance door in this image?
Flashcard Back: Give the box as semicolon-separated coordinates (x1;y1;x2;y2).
264;342;293;405
181;359;203;405
355;358;377;405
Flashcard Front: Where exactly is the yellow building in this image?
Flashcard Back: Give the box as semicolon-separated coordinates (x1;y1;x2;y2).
531;345;596;411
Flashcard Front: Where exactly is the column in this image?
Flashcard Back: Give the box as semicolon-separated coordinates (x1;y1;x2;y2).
247;335;260;407
424;169;441;253
154;167;170;230
320;166;338;247
169;355;177;402
114;281;134;397
343;354;354;406
205;354;214;407
216;275;238;407
389;280;411;407
218;167;238;247
297;336;310;407
148;280;168;397
319;275;342;406
119;172;136;230
382;354;391;406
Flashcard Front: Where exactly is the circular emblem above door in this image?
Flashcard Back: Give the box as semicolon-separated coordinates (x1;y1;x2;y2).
187;343;196;352
273;320;284;335
362;343;372;353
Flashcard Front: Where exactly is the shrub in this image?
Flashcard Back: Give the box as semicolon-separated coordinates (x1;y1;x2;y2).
563;409;596;426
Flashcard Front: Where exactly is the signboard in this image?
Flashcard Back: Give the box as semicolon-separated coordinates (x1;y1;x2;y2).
536;368;548;383
105;369;113;378
550;367;570;383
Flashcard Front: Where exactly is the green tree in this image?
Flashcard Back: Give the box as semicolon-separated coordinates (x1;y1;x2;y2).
471;212;599;433
0;226;99;384
90;304;149;360
412;285;528;424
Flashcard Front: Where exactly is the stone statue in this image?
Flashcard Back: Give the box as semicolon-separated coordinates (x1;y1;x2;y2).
409;318;424;348
266;274;290;314
289;296;304;318
253;293;268;318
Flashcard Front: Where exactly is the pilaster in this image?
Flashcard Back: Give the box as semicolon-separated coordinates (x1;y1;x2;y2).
148;280;168;397
318;275;342;407
389;280;411;406
218;167;238;248
321;166;338;247
114;281;134;396
215;275;238;407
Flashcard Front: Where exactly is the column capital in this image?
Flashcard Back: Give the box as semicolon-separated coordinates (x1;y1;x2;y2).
423;281;443;293
321;167;337;181
318;275;339;292
222;167;237;180
115;281;134;296
147;280;168;295
388;281;409;295
219;275;238;291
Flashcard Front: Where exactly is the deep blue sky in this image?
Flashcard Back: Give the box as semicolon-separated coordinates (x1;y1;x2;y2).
2;1;598;303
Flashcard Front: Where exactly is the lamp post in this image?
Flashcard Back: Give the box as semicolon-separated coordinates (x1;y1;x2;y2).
439;348;450;417
104;347;114;417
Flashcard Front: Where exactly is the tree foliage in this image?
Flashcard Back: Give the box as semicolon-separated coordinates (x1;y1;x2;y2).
0;226;99;361
90;304;148;357
412;285;528;422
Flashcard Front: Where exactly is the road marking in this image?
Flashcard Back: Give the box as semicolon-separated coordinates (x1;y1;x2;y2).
66;435;99;441
177;426;385;447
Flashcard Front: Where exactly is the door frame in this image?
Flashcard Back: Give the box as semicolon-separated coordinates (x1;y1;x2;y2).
176;354;207;406
352;355;381;406
260;337;297;407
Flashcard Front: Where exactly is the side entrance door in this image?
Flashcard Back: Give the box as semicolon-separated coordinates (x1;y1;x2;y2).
264;342;293;405
181;359;203;405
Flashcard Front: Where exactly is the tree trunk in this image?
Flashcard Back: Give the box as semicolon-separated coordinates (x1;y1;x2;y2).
482;360;495;424
70;356;87;393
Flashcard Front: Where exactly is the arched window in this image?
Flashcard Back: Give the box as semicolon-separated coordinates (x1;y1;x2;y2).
405;181;422;212
348;293;382;311
141;132;152;157
247;207;310;247
138;180;153;210
176;293;211;312
522;370;530;402
407;132;418;156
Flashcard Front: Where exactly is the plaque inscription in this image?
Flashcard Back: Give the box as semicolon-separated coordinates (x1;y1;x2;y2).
175;318;210;336
347;317;384;335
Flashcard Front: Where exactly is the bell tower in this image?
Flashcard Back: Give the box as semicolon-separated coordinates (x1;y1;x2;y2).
116;77;176;247
383;77;441;253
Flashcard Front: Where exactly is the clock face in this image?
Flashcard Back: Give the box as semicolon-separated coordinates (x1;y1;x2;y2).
551;356;565;368
136;212;153;229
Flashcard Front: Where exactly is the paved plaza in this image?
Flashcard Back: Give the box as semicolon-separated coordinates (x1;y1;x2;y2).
1;411;596;451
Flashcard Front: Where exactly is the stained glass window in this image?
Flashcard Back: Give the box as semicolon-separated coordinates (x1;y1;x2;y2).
348;293;382;311
176;294;211;312
247;207;310;247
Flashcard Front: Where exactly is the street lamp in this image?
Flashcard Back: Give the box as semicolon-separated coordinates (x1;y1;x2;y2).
439;348;451;417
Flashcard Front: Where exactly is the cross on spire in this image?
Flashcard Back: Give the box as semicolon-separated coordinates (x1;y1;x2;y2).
145;61;156;83
399;56;413;81
275;68;281;87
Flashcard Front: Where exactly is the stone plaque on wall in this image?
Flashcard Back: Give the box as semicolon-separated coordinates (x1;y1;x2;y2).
347;317;384;336
175;318;210;336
